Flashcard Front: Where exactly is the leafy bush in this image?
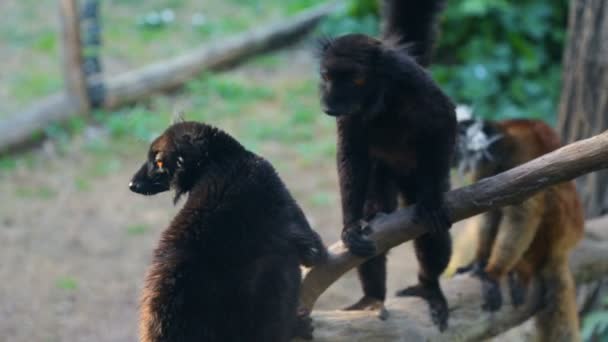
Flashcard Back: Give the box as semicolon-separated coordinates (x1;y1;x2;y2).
432;0;568;122
332;0;568;123
317;0;379;38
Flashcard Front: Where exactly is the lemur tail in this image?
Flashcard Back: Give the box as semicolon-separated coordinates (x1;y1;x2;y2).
380;0;447;67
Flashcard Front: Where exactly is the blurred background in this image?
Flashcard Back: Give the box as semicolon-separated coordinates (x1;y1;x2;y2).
0;0;606;341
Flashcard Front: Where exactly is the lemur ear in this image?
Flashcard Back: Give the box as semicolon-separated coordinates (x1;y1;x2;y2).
315;36;334;58
171;109;186;125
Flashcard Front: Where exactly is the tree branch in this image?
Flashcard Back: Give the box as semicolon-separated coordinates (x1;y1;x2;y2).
305;222;608;341
300;130;608;310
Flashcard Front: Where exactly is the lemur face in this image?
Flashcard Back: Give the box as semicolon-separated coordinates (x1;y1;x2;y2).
318;34;381;117
129;132;182;196
129;121;211;202
455;119;503;174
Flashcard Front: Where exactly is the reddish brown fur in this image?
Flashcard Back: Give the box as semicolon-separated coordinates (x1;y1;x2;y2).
463;119;583;342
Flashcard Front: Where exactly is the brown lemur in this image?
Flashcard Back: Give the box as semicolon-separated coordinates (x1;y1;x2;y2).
454;118;584;342
317;0;455;330
129;121;327;342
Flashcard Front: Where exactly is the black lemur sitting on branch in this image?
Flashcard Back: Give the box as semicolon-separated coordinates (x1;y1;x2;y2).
129;121;327;342
317;0;455;330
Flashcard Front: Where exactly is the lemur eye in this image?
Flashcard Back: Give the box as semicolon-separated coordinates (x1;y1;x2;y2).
156;160;164;169
353;77;365;86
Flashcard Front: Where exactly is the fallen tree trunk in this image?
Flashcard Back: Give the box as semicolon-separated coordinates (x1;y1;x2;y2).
307;222;608;341
0;2;338;153
0;94;79;151
298;130;608;340
100;2;337;108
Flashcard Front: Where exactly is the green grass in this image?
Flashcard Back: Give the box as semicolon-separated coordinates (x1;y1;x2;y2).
0;152;38;175
15;186;56;199
126;224;150;236
0;157;18;171
56;276;78;291
1;0;335;182
74;178;92;192
32;31;56;53
0;0;327;117
11;72;62;103
88;158;122;178
0;37;335;194
310;191;333;207
3;55;333;179
249;54;283;68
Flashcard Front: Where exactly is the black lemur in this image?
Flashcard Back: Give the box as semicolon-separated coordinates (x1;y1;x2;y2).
129;121;327;342
317;0;455;330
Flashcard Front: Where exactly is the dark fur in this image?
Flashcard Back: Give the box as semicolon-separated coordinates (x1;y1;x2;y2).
130;122;327;342
380;0;447;66
317;0;455;330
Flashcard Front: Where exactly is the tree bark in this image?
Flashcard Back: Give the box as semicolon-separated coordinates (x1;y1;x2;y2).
300;130;608;310
558;0;608;218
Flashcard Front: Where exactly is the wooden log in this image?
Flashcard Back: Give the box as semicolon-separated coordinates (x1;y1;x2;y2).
101;2;338;108
300;130;608;310
59;0;89;115
302;223;608;341
0;2;338;153
0;94;78;151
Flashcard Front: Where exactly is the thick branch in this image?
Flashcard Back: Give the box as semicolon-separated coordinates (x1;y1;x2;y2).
304;222;608;341
300;130;608;310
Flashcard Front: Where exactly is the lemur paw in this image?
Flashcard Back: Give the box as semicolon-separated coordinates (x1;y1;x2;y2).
292;308;314;340
456;260;487;277
413;203;452;234
428;293;449;332
300;245;329;267
481;277;502;312
342;222;376;257
508;272;527;307
343;296;389;320
396;283;448;331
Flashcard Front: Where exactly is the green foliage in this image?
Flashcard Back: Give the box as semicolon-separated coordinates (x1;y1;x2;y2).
331;0;567;122
284;0;325;15
431;0;568;121
317;0;379;37
346;0;379;18
582;296;608;341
